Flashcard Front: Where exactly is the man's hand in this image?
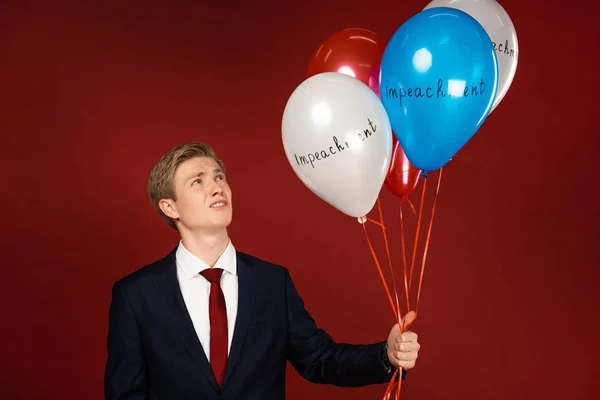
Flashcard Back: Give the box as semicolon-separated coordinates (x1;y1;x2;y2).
386;311;420;370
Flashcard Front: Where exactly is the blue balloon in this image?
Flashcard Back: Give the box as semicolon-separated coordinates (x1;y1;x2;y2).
380;7;498;172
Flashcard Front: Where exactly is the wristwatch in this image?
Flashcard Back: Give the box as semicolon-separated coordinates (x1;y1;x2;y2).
381;342;393;374
381;342;407;380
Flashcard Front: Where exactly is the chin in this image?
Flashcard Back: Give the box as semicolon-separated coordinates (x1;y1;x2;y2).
210;215;232;229
182;217;232;233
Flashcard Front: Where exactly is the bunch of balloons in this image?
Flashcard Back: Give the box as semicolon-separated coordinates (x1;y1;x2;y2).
282;0;518;219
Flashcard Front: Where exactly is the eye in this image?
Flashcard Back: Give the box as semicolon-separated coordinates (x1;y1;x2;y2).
192;179;202;185
215;174;225;181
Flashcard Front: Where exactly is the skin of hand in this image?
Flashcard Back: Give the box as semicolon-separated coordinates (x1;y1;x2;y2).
386;311;420;370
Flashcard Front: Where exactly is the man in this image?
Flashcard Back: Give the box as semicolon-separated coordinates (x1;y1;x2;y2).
104;142;420;399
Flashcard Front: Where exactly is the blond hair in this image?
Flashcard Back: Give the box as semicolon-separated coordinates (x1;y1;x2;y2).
147;142;225;230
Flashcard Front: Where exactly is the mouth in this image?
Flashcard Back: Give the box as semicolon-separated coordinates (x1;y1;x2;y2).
209;201;227;209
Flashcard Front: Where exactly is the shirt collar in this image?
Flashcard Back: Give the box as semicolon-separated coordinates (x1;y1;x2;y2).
176;239;237;280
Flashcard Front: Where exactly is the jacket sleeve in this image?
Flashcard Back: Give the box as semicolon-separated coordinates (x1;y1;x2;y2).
284;268;405;387
104;281;149;399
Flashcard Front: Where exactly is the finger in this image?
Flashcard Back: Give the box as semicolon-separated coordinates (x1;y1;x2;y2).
391;352;417;368
395;341;420;352
393;350;418;361
397;360;416;369
400;331;418;342
401;311;417;330
394;331;417;344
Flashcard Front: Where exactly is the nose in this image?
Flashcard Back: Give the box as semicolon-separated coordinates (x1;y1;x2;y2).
210;184;223;197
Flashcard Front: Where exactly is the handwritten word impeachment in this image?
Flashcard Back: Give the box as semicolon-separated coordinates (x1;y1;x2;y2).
385;78;486;107
493;39;518;59
293;118;377;169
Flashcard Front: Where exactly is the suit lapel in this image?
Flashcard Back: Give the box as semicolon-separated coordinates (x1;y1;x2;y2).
223;252;257;386
152;249;219;392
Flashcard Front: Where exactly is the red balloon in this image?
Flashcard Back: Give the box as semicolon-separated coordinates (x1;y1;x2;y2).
307;28;386;97
385;136;421;199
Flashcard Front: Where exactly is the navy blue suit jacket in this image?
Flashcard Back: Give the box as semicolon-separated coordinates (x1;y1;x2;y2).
104;248;402;399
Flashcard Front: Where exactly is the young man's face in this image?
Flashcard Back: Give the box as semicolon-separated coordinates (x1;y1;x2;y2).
163;156;232;233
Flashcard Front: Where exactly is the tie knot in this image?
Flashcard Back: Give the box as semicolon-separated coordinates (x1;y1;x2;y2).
200;268;224;283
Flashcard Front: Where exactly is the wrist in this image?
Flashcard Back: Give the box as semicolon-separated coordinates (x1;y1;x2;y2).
381;342;407;381
381;342;393;373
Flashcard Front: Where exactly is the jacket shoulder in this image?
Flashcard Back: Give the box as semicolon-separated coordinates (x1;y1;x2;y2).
113;247;176;290
237;251;289;275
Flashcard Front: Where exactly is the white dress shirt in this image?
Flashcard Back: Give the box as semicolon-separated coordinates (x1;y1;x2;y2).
176;240;238;362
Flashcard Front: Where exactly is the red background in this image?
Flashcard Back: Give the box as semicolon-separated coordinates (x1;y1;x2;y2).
1;1;599;399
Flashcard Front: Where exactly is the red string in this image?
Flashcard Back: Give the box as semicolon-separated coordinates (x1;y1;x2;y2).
366;168;445;400
409;177;427;292
400;195;417;217
380;368;403;400
399;202;410;313
396;374;401;400
377;197;402;324
406;198;417;217
382;369;399;399
415;168;443;314
362;222;397;318
367;217;387;230
363;214;402;400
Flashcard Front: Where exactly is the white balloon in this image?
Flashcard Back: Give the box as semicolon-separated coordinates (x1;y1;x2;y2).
281;72;393;218
424;0;518;112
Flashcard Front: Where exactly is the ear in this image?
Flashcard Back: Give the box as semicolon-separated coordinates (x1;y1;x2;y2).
159;198;179;220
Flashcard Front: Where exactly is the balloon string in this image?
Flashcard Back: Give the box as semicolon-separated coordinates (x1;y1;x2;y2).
399;202;410;312
367;217;387;230
409;176;427;292
372;195;415;400
415;168;443;314
382;369;399;399
400;195;417;217
377;197;402;324
362;216;403;399
380;168;441;400
406;199;417;217
380;369;403;400
362;222;397;318
394;198;413;400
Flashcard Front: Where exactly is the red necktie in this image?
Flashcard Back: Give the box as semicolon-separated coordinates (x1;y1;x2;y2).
200;268;228;387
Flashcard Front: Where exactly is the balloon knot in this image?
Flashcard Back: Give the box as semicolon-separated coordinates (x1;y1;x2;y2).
420;171;428;178
357;216;367;224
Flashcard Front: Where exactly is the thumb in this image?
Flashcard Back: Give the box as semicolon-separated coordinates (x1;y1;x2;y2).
401;310;417;331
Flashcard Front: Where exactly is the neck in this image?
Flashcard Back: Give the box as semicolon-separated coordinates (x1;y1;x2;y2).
179;228;230;267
